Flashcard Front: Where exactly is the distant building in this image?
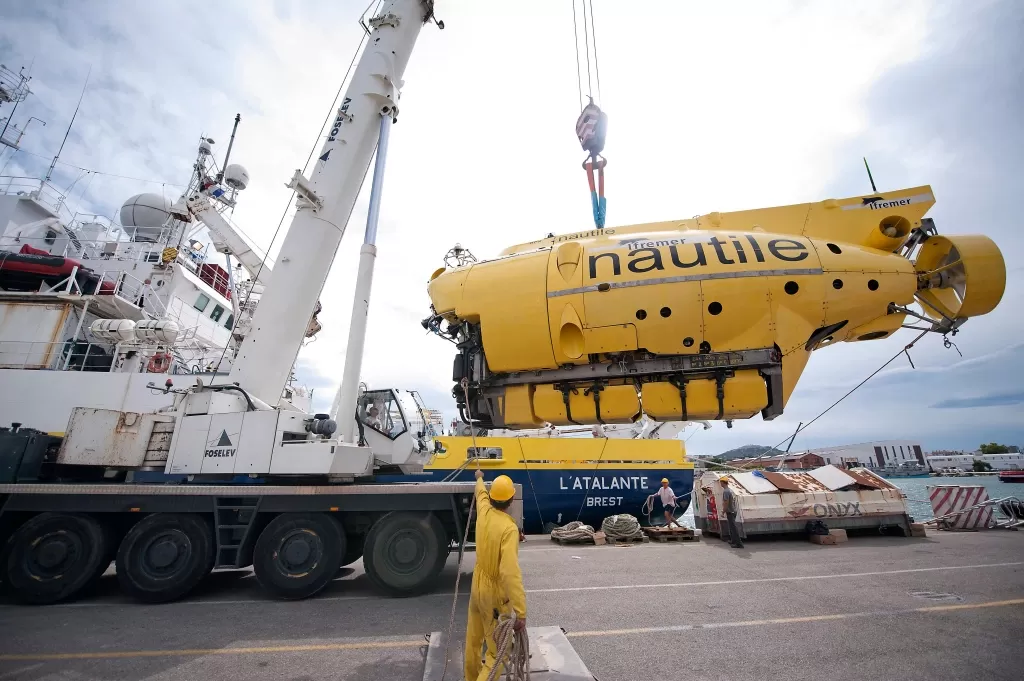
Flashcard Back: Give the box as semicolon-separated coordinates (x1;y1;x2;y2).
973;452;1024;471
805;440;924;469
731;453;825;469
926;453;974;472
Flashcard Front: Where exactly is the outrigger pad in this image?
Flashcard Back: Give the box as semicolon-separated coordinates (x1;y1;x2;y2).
422;626;596;681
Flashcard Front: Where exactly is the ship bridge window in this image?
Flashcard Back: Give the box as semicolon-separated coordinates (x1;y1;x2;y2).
210;304;225;322
468;447;503;460
194;293;210;312
45;229;57;245
224;314;234;329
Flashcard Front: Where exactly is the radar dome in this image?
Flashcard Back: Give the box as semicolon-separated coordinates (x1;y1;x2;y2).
223;164;249;190
120;193;173;242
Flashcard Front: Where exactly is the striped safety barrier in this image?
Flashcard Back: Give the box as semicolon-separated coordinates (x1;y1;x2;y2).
927;485;993;529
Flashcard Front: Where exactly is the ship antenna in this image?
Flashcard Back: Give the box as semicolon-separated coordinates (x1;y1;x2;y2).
863;156;877;193
45;66;91;182
216;113;242;183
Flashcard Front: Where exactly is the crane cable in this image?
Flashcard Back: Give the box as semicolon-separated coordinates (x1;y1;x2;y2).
572;0;608;230
734;329;932;469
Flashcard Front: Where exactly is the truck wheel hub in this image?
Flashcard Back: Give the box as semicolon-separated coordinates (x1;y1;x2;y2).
141;530;190;575
33;533;74;573
277;529;321;573
148;539;181;568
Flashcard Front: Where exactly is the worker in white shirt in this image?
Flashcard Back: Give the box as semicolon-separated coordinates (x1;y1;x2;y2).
656;478;685;529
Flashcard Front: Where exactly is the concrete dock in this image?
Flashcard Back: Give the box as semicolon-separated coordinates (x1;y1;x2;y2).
1;531;1021;680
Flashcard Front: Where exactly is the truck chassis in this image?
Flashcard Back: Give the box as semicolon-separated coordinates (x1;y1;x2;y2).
0;481;481;605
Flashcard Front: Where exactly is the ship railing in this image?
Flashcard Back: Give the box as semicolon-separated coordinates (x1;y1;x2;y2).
97;269;170;319
0;337;225;374
0;176;75;223
2;233;175;265
37;266;168;319
0;338;115;372
174;240;215;275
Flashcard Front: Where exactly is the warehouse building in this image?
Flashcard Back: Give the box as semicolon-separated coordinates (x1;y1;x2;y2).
803;441;925;469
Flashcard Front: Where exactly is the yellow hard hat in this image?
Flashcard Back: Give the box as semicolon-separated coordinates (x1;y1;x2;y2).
661;478;669;484
490;475;515;502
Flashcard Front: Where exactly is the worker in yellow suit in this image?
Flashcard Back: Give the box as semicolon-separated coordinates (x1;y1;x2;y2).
465;468;527;681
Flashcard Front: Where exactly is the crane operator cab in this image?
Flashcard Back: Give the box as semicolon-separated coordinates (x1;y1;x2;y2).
356;388;434;473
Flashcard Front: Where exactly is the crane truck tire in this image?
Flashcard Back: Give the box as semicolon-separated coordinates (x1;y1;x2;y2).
1;512;109;604
362;512;448;597
115;513;215;603
252;512;345;600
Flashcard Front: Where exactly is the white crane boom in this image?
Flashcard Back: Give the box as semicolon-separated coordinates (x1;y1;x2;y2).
187;194;274;285
227;0;431;406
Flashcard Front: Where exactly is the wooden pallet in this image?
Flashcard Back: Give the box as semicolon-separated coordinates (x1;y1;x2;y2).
649;532;699;543
606;535;649;545
644;527;699;542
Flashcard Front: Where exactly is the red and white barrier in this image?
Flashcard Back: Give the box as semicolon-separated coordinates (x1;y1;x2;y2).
928;485;993;529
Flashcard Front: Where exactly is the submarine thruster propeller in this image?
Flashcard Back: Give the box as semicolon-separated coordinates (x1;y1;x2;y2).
914;234;1006;332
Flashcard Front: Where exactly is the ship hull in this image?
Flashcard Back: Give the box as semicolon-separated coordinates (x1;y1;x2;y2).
378;466;694;534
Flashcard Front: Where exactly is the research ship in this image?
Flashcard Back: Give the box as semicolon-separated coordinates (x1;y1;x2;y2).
380;434;694;533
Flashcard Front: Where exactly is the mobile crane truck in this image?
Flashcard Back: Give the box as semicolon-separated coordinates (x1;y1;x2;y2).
0;0;489;606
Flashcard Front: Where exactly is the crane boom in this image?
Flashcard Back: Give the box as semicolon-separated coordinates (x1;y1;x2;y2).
187;194;274;285
228;0;432;406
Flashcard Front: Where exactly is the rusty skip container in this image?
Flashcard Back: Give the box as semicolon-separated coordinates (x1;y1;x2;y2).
694;465;913;537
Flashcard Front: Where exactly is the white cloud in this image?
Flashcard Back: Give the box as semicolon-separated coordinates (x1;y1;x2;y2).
2;0;1019;452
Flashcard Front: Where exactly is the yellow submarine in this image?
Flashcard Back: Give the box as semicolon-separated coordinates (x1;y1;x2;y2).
424;185;1005;430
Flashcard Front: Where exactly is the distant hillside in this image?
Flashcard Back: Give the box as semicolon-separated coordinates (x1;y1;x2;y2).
717;444;786;461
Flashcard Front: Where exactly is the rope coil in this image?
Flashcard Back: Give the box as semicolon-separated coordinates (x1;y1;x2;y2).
550;520;596;542
600;514;644;540
485;610;530;681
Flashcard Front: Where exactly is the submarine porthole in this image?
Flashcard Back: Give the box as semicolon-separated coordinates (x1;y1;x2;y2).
708;302;723;315
784;281;799;295
868;279;879;291
827;243;842;254
832;279;844;290
636;309;647;320
683;337;694;347
660;307;672;318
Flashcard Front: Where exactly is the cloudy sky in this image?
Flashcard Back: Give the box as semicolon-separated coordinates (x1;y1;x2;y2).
1;0;1020;454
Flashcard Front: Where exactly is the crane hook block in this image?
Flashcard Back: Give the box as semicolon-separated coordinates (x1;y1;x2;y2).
576;100;607;156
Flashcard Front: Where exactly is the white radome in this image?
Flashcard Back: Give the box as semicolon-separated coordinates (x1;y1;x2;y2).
119;193;173;241
223;164;249;190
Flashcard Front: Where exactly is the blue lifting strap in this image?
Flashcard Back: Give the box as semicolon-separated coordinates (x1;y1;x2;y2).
576;98;608;229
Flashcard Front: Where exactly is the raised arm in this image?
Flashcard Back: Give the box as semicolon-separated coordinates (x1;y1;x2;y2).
475;470;491;513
